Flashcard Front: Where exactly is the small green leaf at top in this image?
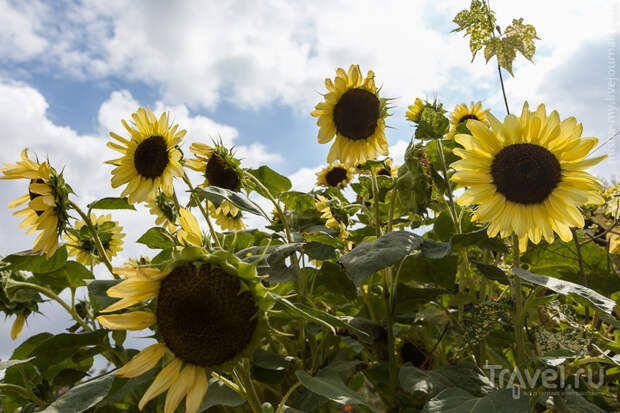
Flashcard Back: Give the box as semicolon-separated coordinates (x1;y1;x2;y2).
87;197;135;211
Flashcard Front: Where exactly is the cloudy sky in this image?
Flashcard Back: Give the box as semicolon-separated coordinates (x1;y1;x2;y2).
0;0;618;359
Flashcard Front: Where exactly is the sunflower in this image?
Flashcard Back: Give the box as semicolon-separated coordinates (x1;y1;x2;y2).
316;163;354;189
185;142;243;191
107;107;185;204
147;191;179;233
448;101;489;138
209;201;245;231
376;159;398;178
1;149;71;258
406;98;425;123
97;251;270;413
311;64;389;166
451;102;606;251
64;214;125;266
177;208;204;247
316;195;349;239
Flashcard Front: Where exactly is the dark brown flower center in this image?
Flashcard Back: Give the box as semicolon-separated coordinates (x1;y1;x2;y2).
133;136;169;179
458;114;479;124
333;88;380;141
377;167;392;177
491;143;561;205
325;167;348;187
156;262;258;367
205;154;241;191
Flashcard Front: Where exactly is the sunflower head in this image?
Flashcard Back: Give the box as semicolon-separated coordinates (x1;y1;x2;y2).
311;64;390;166
177;208;205;248
208;200;245;231
448;101;489;138
451;102;606;251
406;98;425;123
1;149;72;258
316;163;354;189
97;249;271;413
376;158;398;178
186;140;243;191
316;195;349;238
0;263;43;340
147;191;179;233
64;214;125;266
107;107;185;204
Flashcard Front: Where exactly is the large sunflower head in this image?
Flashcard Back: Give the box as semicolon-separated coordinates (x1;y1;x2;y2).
208;200;245;231
107;107;185;204
451;102;606;251
185;141;243;191
316;163;354;189
311;64;390;166
64;213;125;266
147;191;180;233
448;101;489;138
1;149;71;258
97;249;271;413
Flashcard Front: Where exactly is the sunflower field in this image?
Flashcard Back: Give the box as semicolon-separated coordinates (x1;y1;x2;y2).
1;2;620;413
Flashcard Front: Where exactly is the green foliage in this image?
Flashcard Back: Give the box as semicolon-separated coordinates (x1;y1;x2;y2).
87;197;135;211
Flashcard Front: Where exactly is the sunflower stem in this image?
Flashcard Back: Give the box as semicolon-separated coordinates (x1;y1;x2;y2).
511;234;527;368
6;280;91;332
435;140;459;233
0;383;45;408
69;201;117;278
369;169;383;236
182;174;223;249
276;382;302;413
235;364;263;413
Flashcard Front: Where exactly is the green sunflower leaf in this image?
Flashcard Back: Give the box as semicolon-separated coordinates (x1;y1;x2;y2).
295;370;377;412
247;165;292;196
451;228;509;253
339;231;425;286
512;267;616;314
32;261;94;294
3;247;68;274
194;186;265;217
280;191;317;211
0;357;35;371
400;253;458;290
87;197;136;211
422;387;529;413
136;227;175;250
40;370;116;413
199;378;247;410
86;279;121;314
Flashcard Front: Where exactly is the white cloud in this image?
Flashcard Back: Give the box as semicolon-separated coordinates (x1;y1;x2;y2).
0;0;48;61
289;166;321;192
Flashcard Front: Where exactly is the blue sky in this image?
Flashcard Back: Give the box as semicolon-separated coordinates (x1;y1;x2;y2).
0;0;618;358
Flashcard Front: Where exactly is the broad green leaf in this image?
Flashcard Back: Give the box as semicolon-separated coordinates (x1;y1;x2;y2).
395;285;448;314
32;331;108;369
33;261;94;294
296;370;377;412
40;371;116;413
315;262;357;300
400;362;494;399
247;165;292;196
471;261;508;284
422;387;529;413
303;231;344;249
304;242;336;261
339;231;424;286
253;349;294;371
420;239;452;259
194;186;264;217
0;357;35;371
280;191;316;211
512;267;615;314
3;247;68;273
452;0;496;60
87;197;135;211
199;378;247;411
136;227;174;250
400;254;458;290
553;393;608;413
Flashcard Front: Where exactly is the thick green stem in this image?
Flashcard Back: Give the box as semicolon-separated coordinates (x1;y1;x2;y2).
511;234;527;367
369;169;383;236
277;382;302;413
8;280;91;332
182;174;222;249
0;383;45;407
436;140;459;232
235;364;262;413
69;201;116;278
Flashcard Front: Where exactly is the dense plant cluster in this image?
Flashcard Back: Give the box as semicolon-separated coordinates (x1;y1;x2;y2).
1;2;618;413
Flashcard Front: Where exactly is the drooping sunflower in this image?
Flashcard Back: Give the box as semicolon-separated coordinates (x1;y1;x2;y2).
185;142;243;191
177;208;204;248
451;102;606;251
1;149;71;258
316;195;349;239
448;101;489;138
64;214;125;266
406;98;425;123
376;158;398;178
316;163;354;189
97;251;271;413
107;107;185;204
311;64;389;166
147;191;179;233
208;201;245;231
